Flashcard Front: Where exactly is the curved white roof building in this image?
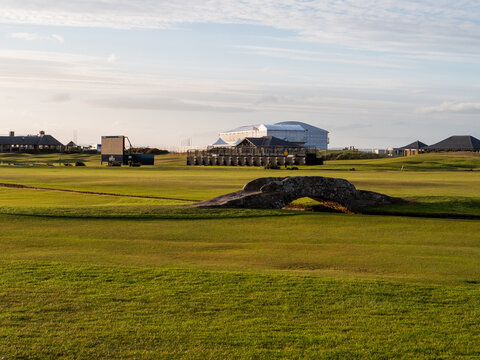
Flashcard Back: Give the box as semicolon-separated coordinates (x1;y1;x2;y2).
275;121;329;149
217;122;329;149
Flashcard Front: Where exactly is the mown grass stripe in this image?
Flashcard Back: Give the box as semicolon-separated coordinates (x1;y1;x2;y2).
0;182;200;202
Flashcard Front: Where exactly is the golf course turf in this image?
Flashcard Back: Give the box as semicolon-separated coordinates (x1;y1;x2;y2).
0;152;479;359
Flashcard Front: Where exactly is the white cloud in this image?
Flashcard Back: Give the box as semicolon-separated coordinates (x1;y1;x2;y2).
9;32;64;43
51;34;64;43
42;93;71;102
0;49;123;93
88;97;253;112
420;102;480;114
107;53;117;64
235;45;415;69
9;32;40;41
0;47;412;115
2;1;480;58
254;94;279;105
0;49;100;63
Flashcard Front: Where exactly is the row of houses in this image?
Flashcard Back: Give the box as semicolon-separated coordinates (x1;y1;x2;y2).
0;131;100;152
0;131;64;152
2;130;479;159
384;135;480;157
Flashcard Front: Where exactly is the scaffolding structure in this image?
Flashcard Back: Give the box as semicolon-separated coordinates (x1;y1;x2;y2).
186;146;321;166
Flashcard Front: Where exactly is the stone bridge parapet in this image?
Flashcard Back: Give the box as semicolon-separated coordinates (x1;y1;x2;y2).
189;176;405;213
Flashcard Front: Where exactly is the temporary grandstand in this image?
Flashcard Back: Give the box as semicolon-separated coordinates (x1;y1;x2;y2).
188;136;322;166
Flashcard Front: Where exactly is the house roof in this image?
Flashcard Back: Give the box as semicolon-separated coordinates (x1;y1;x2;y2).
399;140;428;150
427;135;480;151
236;136;301;147
0;134;63;147
66;141;77;147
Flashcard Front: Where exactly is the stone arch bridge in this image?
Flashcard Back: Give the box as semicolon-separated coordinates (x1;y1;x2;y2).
190;176;405;213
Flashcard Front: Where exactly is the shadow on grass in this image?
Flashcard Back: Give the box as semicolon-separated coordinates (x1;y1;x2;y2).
362;197;480;219
0;206;304;221
1;196;479;221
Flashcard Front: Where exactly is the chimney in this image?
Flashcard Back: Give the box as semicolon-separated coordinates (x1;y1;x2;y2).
9;131;14;137
39;130;45;137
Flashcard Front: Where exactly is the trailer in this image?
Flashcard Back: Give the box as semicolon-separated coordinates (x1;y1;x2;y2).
101;136;154;166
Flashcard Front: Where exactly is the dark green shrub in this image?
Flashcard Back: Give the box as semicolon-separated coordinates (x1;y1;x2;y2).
324;150;387;161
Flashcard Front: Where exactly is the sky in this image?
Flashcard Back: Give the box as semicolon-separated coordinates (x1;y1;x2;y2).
0;1;479;149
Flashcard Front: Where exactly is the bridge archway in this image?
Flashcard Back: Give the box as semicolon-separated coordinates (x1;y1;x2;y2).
191;176;404;212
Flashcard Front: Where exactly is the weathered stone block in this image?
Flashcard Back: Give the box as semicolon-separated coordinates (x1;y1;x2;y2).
189;176;406;213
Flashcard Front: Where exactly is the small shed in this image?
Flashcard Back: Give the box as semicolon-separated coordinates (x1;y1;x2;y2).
65;141;80;151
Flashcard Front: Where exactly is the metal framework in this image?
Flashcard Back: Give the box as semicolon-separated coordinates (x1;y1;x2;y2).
187;146;321;166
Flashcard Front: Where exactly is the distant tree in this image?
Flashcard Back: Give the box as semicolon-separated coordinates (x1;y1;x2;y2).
129;147;169;155
324;150;387;160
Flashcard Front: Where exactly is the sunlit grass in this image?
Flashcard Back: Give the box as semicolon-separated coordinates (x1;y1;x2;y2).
0;151;479;358
2;263;479;359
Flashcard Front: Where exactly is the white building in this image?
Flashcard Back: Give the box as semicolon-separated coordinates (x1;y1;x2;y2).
275;121;329;149
217;121;329;149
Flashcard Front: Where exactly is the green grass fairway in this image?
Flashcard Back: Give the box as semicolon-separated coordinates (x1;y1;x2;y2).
0;152;479;359
1;152;479;216
2;151;479;170
323;151;480;171
2;263;479;359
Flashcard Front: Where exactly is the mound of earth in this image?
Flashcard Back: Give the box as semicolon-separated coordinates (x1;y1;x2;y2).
189;176;406;213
